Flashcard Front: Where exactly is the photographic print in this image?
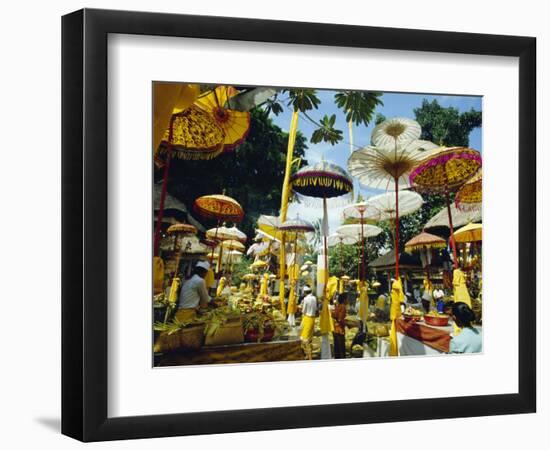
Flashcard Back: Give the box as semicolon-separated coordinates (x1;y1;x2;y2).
152;83;483;367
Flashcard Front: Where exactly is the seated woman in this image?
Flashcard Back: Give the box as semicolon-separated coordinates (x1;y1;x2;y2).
449;302;482;354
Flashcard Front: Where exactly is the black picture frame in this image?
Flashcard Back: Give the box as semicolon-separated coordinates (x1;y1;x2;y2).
62;8;536;442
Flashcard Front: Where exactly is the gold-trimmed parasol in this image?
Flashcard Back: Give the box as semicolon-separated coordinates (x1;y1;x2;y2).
409;147;482;268
455;170;482;211
194;86;251;151
453;222;482;243
194;193;244;223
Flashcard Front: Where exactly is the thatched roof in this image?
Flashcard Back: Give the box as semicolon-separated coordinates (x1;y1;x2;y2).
424;203;481;230
370;249;422;270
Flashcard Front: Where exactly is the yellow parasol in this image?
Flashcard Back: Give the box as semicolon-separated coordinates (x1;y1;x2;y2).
220;239;246;252
159;105;225;161
194;193;244;223
453;222;482;243
250;260;269;270
153;87;225;257
455;170;482;211
194;86;251;151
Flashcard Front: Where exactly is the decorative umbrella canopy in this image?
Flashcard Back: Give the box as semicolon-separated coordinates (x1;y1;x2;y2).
348;139;439;190
340;275;351;281
167;223;197;236
194;193;244;223
404;231;447;252
257;215;281;240
455;170;482;211
220;239;246;252
342;202;381;223
327;233;359;247
348;121;437;282
278;217;315;233
247;241;271;258
159;105;225;160
364;190;423;221
409;147;482;268
371;117;422;149
250;260;268;270
206;225;246;242
425;202;482;229
242;273;257;280
336;224;383;240
290;160;353;344
290;160;354;201
409;147;482;193
453;222;482;243
200;238;218;248
221;250;243;263
194;86;251;151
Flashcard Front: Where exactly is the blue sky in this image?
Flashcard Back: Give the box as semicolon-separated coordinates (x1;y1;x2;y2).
268;90;482;232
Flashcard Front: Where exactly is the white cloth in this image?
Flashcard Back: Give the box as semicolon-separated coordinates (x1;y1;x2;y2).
397;333;445;356
301;294;317;317
433;289;445;300
321;334;332;359
178;274;210;309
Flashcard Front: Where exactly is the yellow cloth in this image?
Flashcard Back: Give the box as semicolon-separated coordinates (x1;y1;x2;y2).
216;277;227;297
453;269;472;307
287;280;297;314
260;273;269;296
174;308;197;322
153;257;165;295
358;281;370;323
319;298;334;335
278;110;300;315
389;278;405;356
327;276;339;301
168;277;181;304
338;278;344;294
204;268;215;290
300;315;315;342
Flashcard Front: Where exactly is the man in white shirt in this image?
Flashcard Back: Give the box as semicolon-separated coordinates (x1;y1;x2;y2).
299;286;317;360
176;261;211;321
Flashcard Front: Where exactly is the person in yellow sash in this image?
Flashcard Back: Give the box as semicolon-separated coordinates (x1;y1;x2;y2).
175;261;211;322
299;285;317;359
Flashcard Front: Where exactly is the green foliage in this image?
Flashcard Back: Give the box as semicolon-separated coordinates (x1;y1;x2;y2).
375;192;451;252
311;114;343;144
414;99;482;147
328;236;388;279
229;256;253;286
334;91;384;126
284;88;321;112
374;113;387;125
165;108;308;239
267;88;383;147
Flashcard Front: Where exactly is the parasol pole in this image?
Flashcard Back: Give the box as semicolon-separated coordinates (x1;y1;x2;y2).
394;177;400;278
443;172;459;269
153;115;175;257
360;209;365;281
210;220;221;262
323;197;329;297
